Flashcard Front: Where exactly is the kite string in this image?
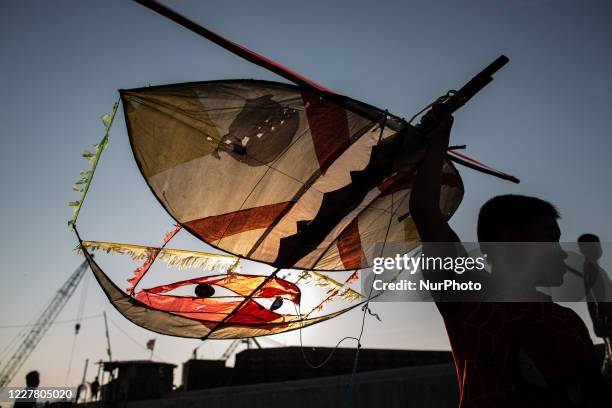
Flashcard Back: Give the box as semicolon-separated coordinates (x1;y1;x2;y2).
65;264;92;387
293;277;376;371
343;280;377;408
64;335;78;387
0;315;102;330
106;316;169;362
407;90;456;126
341;188;396;406
293;157;401;378
294;301;359;369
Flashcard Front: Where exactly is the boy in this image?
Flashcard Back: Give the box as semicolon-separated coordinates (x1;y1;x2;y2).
409;112;609;407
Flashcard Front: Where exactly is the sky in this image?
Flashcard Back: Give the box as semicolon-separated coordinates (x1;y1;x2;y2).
1;0;611;389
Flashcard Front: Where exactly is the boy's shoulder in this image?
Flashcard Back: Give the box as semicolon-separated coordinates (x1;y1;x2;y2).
440;301;589;339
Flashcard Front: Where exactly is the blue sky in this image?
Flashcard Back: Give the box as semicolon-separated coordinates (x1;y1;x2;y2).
1;0;611;388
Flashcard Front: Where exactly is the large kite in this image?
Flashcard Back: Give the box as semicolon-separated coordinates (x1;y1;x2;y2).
70;0;517;340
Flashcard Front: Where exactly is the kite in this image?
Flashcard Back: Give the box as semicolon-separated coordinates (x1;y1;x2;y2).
70;0;517;340
77;241;358;339
75;228;364;339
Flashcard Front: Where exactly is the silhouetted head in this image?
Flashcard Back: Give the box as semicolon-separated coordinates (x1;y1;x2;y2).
25;371;39;387
478;195;566;287
578;233;602;261
478;195;560;242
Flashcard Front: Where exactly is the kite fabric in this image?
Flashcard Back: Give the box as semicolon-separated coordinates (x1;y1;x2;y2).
121;80;464;271
79;241;361;339
134;274;301;323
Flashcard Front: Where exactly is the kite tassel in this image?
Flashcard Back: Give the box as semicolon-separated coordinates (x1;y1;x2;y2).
67;100;120;228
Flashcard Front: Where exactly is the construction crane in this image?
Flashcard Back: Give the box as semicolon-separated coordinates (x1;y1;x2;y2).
219;339;253;361
0;259;90;388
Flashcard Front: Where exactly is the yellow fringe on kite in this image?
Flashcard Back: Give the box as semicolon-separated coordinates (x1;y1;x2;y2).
299;271;363;302
79;241;240;273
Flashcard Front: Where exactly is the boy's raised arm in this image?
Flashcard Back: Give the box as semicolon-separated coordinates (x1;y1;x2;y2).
409;113;457;243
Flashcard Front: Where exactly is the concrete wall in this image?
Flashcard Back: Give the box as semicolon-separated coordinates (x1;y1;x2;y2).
127;363;458;408
232;347;453;386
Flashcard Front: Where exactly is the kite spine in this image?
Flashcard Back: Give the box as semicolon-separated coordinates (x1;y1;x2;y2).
132;0;519;184
68;100;120;228
132;0;331;93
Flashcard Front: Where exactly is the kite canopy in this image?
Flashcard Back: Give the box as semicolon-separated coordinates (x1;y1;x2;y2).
121;80;463;271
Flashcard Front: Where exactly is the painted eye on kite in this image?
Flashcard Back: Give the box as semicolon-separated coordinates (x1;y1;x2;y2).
194;283;215;298
270;296;283;311
222;95;299;165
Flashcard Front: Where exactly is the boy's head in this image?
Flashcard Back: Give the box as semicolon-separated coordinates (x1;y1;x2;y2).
477;195;566;287
477;194;560;242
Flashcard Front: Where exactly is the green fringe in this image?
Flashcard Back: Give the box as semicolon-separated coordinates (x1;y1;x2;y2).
68;100;120;228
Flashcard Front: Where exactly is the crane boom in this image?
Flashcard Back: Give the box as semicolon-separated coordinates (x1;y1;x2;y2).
219;340;241;361
0;260;89;388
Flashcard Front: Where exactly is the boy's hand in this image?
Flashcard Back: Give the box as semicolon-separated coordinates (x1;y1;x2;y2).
427;113;453;150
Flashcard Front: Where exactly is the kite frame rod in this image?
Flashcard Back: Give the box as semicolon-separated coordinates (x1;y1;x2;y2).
416;55;509;133
129;0;408;129
132;0;332;93
132;0;518;183
447;153;519;183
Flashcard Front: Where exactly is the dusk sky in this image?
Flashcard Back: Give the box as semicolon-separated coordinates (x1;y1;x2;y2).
1;0;611;389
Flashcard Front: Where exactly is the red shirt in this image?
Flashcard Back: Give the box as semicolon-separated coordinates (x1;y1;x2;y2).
439;302;598;407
